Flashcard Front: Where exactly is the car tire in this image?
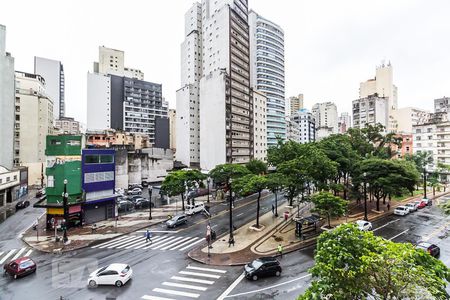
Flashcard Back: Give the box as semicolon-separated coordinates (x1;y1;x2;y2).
252;275;258;281
275;271;281;277
115;280;123;287
89;280;97;288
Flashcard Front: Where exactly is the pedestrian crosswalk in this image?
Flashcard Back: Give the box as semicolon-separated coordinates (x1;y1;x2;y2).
141;265;227;299
0;247;33;264
91;234;204;252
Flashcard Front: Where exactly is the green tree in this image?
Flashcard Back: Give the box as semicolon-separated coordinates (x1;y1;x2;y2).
246;159;268;175
298;224;450;300
311;192;348;228
429;171;440;197
266;173;286;217
184;170;207;205
161;170;188;211
233;174;268;228
267;139;303;167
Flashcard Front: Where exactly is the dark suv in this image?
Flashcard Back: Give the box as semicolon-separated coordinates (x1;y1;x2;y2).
244;257;282;281
416;242;440;258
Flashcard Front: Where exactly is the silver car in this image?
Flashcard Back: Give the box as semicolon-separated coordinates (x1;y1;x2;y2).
166;214;187;228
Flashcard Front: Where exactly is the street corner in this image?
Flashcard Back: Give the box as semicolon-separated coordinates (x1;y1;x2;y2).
188;244;258;266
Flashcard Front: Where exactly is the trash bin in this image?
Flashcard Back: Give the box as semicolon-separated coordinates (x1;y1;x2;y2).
284;211;289;221
211;230;216;241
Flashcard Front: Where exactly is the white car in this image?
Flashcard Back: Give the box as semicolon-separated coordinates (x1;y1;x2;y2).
186;202;206;216
356;220;372;231
394;206;410;216
405;203;418;212
87;264;132;288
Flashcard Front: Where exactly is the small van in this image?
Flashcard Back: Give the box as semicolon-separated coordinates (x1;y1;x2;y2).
186;202;205;216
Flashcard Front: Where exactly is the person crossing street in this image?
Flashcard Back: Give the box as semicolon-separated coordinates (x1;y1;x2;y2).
145;229;152;244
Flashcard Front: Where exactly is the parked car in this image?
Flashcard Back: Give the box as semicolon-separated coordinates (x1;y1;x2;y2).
35;189;45;198
356;220;372;231
135;199;154;209
417;200;427;209
127;188;142;196
114;188;125;196
128;195;144;203
128;184;143;190
87;263;132;288
3;257;37;279
405;203;418;212
186;202;206;216
244;257;282;281
166;214;187;228
394;206;410;216
416;242;440;258
15;199;30;210
421;198;432;206
117;200;135;212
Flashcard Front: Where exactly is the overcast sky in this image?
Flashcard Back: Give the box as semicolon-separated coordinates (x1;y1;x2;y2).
1;0;449;123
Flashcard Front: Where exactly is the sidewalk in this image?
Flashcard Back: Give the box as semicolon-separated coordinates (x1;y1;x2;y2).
189;191;450;266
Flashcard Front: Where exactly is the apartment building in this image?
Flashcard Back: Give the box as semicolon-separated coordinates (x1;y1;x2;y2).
352;94;389;129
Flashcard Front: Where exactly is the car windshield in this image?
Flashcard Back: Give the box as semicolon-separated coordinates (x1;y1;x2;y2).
250;260;264;269
122;265;130;273
19;261;34;269
97;266;107;274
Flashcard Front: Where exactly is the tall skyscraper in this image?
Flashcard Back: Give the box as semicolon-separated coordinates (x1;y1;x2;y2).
0;25;15;169
288;94;304;116
249;10;285;147
34;57;65;119
177;0;253;170
87;46;167;145
291;109;316;144
312;102;338;140
360;62;398;131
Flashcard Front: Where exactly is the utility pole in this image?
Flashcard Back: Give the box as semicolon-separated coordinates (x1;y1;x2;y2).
148;186;153;220
62;179;68;243
363;172;368;221
423;168;427;199
228;179;234;246
207;177;211;204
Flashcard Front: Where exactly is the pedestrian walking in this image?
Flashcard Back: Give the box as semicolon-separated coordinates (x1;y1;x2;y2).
145;229;152;243
272;204;275;215
387;202;391;211
277;244;283;258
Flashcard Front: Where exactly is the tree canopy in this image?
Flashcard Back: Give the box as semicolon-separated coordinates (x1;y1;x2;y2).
311;192;348;228
246;159;268;175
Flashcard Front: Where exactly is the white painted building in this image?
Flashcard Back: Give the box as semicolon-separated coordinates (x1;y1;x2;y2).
168;109;176;150
94;46;144;80
287;94;303;117
435;97;450;113
34;56;65;119
14;71;54;185
311;102;338;139
0;25;15;170
392;107;430;134
286;117;300;143
352;95;389;129
360;62;398;131
87;72;111;131
249;10;285;147
55;117;81;135
252;90;267;161
291;109;316;144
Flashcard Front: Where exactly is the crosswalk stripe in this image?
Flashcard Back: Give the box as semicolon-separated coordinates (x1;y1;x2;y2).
162;282;207;291
124;236;165;249
106;236;141;249
141;295;175;300
159;237;192;250
96;236;136;249
151;237;185;250
178;238;204;251
142;236;178;250
153;288;200;298
186;265;227;274
178;271;221;279
170;276;215;285
169;237;199;250
11;247;26;261
0;249;16;264
134;236;171;250
91;235;129;248
24;249;33;257
0;252;4;259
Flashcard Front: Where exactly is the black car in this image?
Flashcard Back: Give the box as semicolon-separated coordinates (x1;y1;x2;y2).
15;200;30;210
117;200;135;212
416;242;440;258
244;257;282;281
135;199;155;209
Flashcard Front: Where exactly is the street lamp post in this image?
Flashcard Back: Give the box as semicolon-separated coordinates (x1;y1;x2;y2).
228;179;234;246
148;186;153;220
207;177;211;204
363;172;368;221
62;179;69;243
423;168;428;199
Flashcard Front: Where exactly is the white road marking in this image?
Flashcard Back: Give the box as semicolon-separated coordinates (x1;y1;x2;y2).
0;252;3;259
169;237;199;250
141;295;175;300
178;271;221;279
92;235;131;248
186;265;227;273
135;236;170;250
211;225;218;228
178;238;204;251
216;273;245;300
124;236;165;249
160;237;192;250
136;230;179;233
106;236;141;249
142;236;178;250
153;288;200;298
236;213;244;217
151;237;185;250
24;249;33;257
0;249;16;264
223;273;312;298
388;229;409;241
10;247;27;261
170;276;214;285
372;219;400;232
162;282;207;291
